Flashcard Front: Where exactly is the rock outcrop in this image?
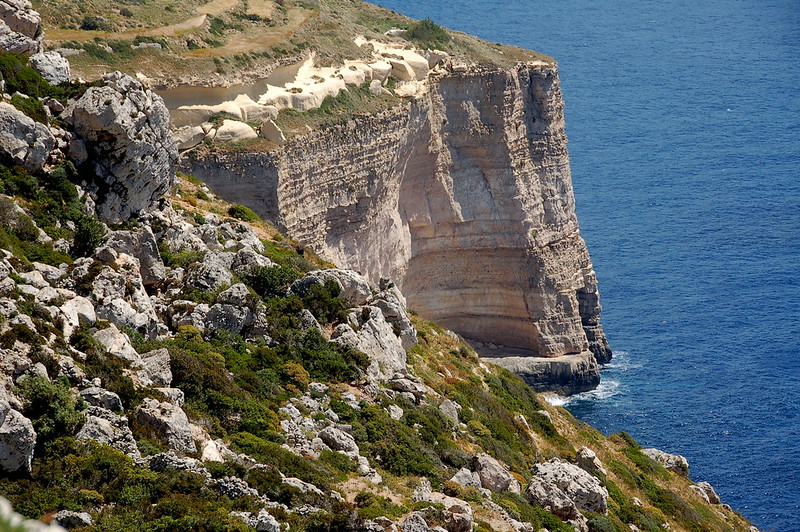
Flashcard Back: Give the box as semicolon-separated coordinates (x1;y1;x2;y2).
0;0;42;55
642;447;690;477
0;400;36;472
65;71;178;224
0;102;55;173
185;63;611;393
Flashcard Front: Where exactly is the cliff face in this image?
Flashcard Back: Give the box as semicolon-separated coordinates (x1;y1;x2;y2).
185;64;611;393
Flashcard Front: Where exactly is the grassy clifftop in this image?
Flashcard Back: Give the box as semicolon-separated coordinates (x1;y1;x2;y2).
33;0;551;85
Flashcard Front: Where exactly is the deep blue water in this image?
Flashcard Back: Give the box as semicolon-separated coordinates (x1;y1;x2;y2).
374;1;800;529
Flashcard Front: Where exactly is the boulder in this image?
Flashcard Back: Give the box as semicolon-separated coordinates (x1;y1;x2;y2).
473;453;521;493
53;510;93;528
291;269;373;306
442;501;473;532
231;246;273;276
450;468;481;490
173;125;206;150
186;251;234;291
534;458;608;514
136;398;196;454
79;387;123;411
370;284;417;351
332;307;406;381
58;295;95;339
205;303;251;335
259;119;285;145
641;447;689;477
525;476;581;520
212;476;259;499
439;399;460;425
0;0;42;55
576;446;607;477
214;120;257;143
0;401;35;471
217;283;250;306
92;324;140;366
401;513;430;532
0;102;55;173
76;406;140;459
105;226;165;287
318;425;359;455
691;481;721;504
139;348;172;387
29;51;70;84
64;72;177;223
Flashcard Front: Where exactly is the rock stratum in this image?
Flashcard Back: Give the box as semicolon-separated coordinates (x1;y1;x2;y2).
185;62;611;394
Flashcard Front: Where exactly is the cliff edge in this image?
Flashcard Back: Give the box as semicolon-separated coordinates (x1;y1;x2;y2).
185;62;612;394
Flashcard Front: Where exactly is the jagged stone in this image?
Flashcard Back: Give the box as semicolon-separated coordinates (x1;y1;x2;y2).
576;446;607;477
136;398;196;454
212;476;259;499
318;425;359;455
76;406;140;459
29;51;70;84
79;387;123;411
450;468;481;490
298;308;322;333
64;72;177;223
105;226;165;287
401;512;430;532
525;476;581;520
93;324;140;365
139;348;172;387
0;102;55;173
90;259;159;340
205;303;251;335
534;458;608;514
291;269;373;306
216;283;250;306
186;251;234;291
148;452;210;477
442;501;472;532
0;401;35;471
370;285;417;350
641;447;689;477
0;0;42;55
332;306;406;381
58;295;95;338
439;399;460;424
691;481;721;504
231;246;273;276
473;453;521;493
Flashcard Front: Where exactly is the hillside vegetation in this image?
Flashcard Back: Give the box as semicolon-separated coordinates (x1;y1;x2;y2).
33;0;551;85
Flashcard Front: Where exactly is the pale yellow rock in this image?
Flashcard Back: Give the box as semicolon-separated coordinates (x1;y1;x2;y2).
184;63;611;384
214;120;257;143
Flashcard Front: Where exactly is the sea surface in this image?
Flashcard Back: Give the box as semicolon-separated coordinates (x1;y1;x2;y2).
374;1;800;529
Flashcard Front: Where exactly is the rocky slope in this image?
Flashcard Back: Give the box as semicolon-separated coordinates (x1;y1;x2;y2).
185;61;611;394
0;1;757;531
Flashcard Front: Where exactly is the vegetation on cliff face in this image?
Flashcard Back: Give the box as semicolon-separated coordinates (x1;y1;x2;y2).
0;159;754;531
0;14;753;532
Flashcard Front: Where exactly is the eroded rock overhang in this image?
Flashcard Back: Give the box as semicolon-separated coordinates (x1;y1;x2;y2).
183;62;612;394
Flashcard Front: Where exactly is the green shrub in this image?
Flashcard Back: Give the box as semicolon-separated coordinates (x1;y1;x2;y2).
9;93;47;123
0;53;51;98
72;214;107;257
227;203;259;222
80;16;111;31
407;19;450;49
15;376;84;451
244;264;299;298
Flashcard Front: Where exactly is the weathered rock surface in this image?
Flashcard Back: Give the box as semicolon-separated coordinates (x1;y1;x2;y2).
0;401;35;471
691;481;721;505
473;453;521;493
29;51;70;84
576;446;607;477
136;398;196;454
642;447;689;477
332;306;406;381
534;458;608;514
64;71;177;223
0;102;55;173
487;352;600;395
184;64;611;393
0;0;42;55
76;406;140;458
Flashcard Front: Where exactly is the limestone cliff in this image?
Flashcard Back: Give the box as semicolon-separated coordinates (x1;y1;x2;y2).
184;63;611;393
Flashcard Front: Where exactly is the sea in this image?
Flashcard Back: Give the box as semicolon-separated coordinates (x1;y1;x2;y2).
373;1;800;529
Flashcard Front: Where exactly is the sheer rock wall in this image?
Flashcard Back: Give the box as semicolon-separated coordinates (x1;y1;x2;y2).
185;63;611;392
